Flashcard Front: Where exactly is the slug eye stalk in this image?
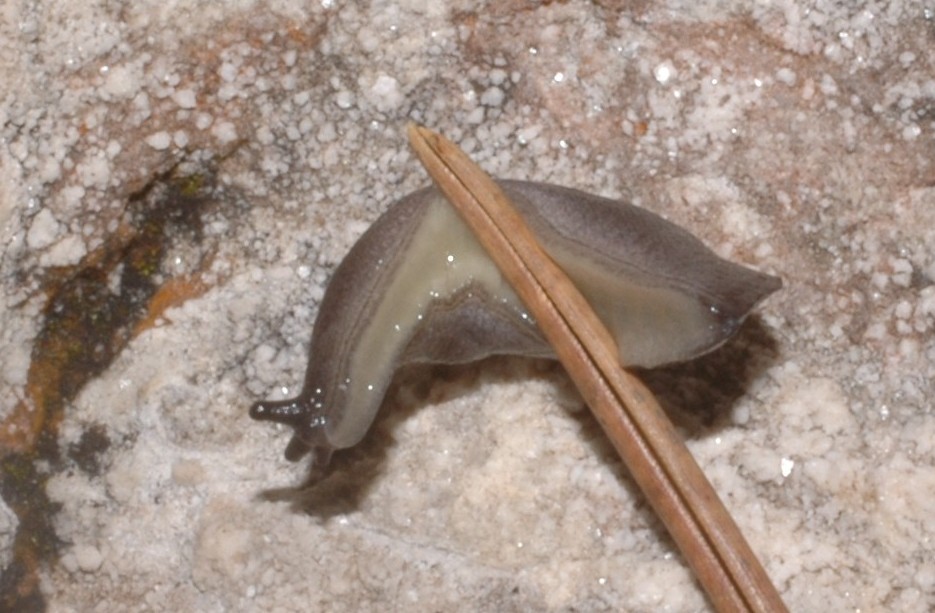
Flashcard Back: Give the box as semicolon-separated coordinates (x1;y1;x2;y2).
407;123;788;613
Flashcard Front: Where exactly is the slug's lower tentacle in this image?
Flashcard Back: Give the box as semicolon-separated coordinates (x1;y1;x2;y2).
250;398;333;464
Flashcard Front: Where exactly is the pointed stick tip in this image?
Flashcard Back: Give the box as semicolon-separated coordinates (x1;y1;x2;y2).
406;122;430;146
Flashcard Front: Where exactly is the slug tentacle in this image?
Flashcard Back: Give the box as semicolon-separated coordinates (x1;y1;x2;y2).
250;180;782;469
249;398;308;428
250;397;331;463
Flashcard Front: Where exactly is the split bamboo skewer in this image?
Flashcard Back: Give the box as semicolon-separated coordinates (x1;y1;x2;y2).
408;123;787;613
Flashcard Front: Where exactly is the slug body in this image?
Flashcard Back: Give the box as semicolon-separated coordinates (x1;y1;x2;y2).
251;180;781;466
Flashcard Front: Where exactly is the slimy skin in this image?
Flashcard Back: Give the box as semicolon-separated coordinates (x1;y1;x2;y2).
250;180;782;468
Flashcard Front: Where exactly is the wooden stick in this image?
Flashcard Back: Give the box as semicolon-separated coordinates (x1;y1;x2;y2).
407;123;788;613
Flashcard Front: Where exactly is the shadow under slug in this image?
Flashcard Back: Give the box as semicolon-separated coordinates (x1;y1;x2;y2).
257;313;780;518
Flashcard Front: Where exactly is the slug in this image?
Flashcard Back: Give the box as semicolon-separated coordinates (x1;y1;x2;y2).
250;180;781;468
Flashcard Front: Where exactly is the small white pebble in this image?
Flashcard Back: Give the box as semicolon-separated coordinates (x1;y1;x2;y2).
103;64;139;99
899;338;919;359
368;74;403;112
780;457;795;478
465;106;484;124
74;544;104;573
480;86;504;107
293;90;310;107
654;61;675;84
871;271;889;290
145;131;172;150
62;185;85;207
865;322;887;340
891;258;913;287
42;234;86;267
173;130;189;148
776;67;797;86
26;208;61;250
195;112;213;130
516;125;540;145
61;553;79;574
317;123;337;143
489;68;508;85
219;62;238;82
212;121;238;144
894;300;912;319
902;124;922;140
819;74;838;96
356;26;379;53
77;155;111;189
172;88;197;109
38;158;62;183
334;90;355;109
755;242;774;258
256;125;274;145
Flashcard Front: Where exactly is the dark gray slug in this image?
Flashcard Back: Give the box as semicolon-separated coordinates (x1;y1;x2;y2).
250;180;781;469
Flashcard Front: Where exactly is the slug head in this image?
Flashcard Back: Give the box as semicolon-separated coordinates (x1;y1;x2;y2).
249;397;334;469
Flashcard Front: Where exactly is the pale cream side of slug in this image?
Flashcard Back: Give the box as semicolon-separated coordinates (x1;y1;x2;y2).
556;254;719;368
327;195;528;448
327;193;719;449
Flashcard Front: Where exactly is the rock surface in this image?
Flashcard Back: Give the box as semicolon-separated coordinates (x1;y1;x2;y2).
1;1;933;611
